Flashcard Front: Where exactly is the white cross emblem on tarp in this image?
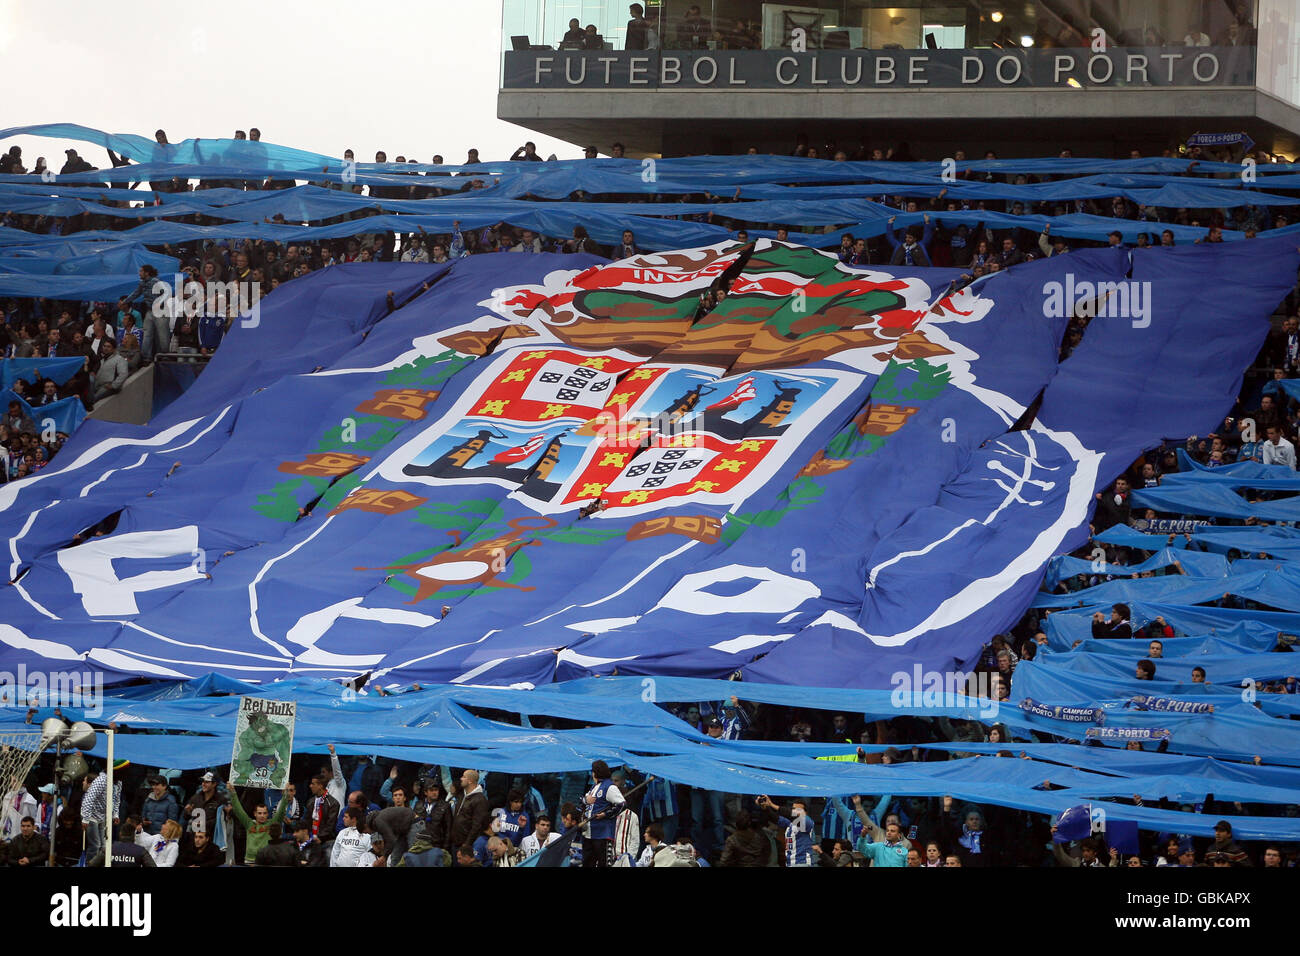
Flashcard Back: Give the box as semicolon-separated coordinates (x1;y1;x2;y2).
983;439;1059;507
606;446;718;492
522;360;617;405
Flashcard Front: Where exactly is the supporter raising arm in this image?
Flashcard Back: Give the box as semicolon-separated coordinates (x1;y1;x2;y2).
227;792;288;866
325;743;347;809
851;794;911;867
758;794;819;866
886;215;933;267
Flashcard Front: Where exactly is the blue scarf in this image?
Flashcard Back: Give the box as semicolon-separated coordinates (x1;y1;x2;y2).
958;825;982;854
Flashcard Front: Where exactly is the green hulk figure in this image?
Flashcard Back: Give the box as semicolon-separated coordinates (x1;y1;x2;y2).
233;712;291;784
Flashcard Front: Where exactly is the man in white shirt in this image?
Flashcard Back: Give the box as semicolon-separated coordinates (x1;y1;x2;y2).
401;236;429;263
510;230;543;253
520;814;560;858
1261;426;1297;469
610;768;641;865
357;836;385;867
636;824;661;866
329;807;372;867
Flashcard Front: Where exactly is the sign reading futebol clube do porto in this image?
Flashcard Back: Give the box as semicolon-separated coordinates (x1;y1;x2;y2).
504;48;1253;91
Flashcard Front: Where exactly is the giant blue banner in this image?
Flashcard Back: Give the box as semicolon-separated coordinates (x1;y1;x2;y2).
0;238;1295;694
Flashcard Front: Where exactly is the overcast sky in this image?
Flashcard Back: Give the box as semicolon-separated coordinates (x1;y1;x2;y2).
0;0;580;169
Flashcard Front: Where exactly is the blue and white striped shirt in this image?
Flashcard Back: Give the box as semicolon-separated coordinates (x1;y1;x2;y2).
820;795;865;844
781;812;816;866
640;776;679;822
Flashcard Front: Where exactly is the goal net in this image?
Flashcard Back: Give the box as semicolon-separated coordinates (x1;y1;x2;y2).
0;731;45;800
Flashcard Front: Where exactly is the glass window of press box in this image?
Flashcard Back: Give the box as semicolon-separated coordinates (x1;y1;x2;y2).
502;0;1259;56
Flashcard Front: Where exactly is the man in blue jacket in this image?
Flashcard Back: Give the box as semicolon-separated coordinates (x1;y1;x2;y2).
141;775;180;835
886;214;934;267
851;795;912;867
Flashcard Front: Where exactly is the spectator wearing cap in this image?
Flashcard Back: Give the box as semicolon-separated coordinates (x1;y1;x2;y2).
1165;839;1198;867
721;696;750;740
25;783;54;837
287;822;326;866
1210;821;1251;865
183;771;227;838
1038;224;1068;257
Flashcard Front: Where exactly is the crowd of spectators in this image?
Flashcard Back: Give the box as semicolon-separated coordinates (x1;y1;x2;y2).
2;668;1292;869
3;126;1297;485
528;1;1258;53
1;122;1297;866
